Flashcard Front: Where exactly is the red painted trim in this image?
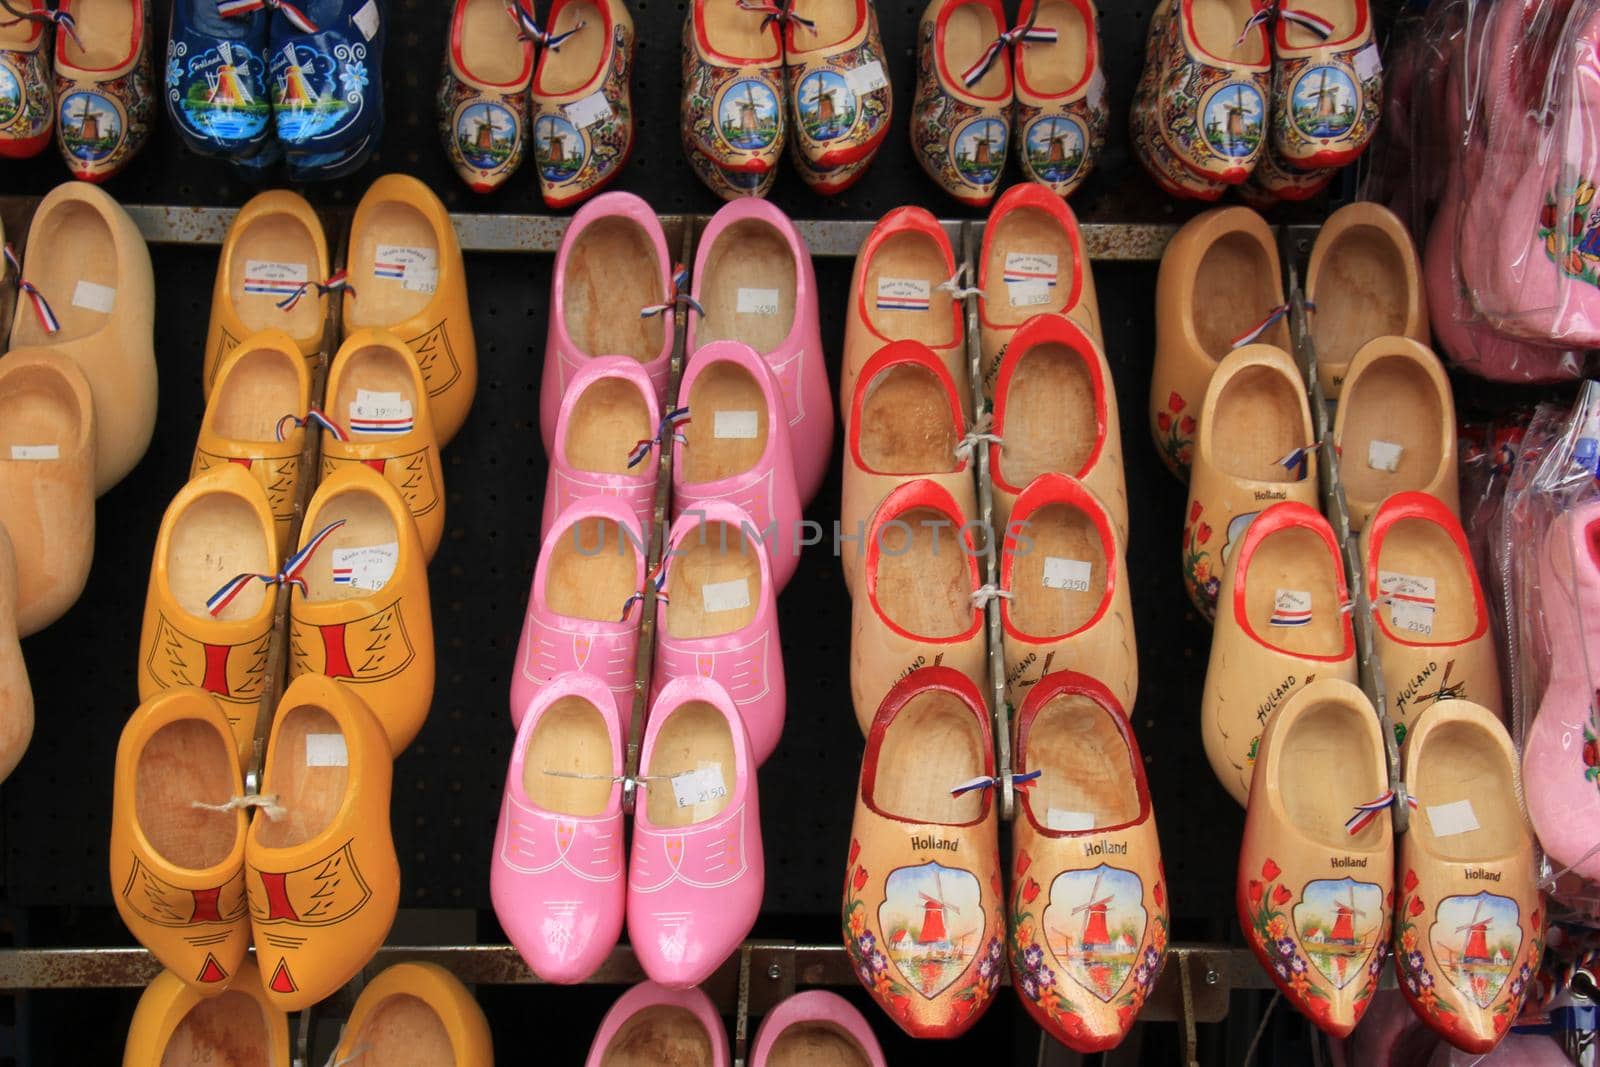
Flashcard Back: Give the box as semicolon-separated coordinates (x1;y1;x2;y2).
989;312;1105;493
977;183;1085;329
533;0;615;97
849;339;967;475
860;666;994;825
452;0;535;90
1013;670;1150;834
854;206;962;348
694;0;782;65
999;472;1115;642
934;0;1012;102
1365;491;1489;647
1231;502;1355;661
864;479;984;643
1012;0;1097;101
1184;0;1270;67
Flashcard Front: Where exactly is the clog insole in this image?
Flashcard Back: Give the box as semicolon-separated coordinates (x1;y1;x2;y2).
665;521;762;639
1279;699;1385;850
1191;231;1284;358
1211;363;1306;481
873;505;971;639
168;493;273;621
136;719;240;871
982;208;1078;326
13;200;115;346
546;517;639;621
696;220;797;354
1016;0;1088;96
1021;690;1139;829
703;0;779;61
254;706;347;850
942;2;1006;99
644;701;736;828
0;15;38;46
563;217;667;362
681;361;768;482
537;0;605;95
523;695;614;817
209;347;303;442
996;340;1096;486
1375;516;1479;644
1243;526;1346;657
0;365;81;456
863;231;957;346
1282;0;1360;47
565;376;653;474
1191;0;1268;64
61;0;133;70
859;364;959;474
767;1024;872;1067
1414;718;1522;861
1339;354;1444;506
227;213;324;340
1312;225;1409;372
343;994;455;1067
349;202;438;327
331;342;423;439
461;0;529;84
160;990;271;1067
786;0;859;49
872;690;985;824
299;490;400;602
1008;500;1107;637
601;1006;715;1067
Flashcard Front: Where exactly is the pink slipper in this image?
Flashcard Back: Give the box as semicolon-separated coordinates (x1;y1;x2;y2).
750;991;886;1065
541;355;661;542
628;676;763;988
509;497;645;729
584;981;730;1066
673;340;803;592
652;501;785;766
687;198;831;507
491;673;624;985
541;192;675;452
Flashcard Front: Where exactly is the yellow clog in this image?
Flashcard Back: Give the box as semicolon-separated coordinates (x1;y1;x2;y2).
345;174;477;448
110;687;250;994
333;962;494;1064
245;674;400;1013
122;961;290;1067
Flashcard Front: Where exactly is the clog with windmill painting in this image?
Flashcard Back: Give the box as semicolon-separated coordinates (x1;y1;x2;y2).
783;0;893;179
121;960;289;1067
1128;0;1226;200
1182;343;1317;620
680;0;785;198
750;991;887;1066
1012;0;1107;198
1269;0;1382;169
202;191;331;399
53;0;155;181
110;687;250;994
1237;677;1394;1037
1239;141;1336;210
332;963;494;1065
268;0;387;181
1009;671;1168;1054
1153;0;1271;186
0;526;31;784
1361;492;1501;745
137;466;278;769
542;355;660;542
165;0;274;162
1395;700;1541;1054
529;0;636;208
584;983;730;1067
911;0;1015;207
345;174;477;447
438;0;536;194
0;1;56;159
1203;502;1357;806
842;666;1005;1039
1149;206;1285;481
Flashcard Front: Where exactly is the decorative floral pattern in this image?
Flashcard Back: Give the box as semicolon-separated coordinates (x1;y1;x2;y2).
1152;1;1268;181
0;44;54;149
57;53;155;181
1584;700;1600;790
1157;390;1195;475
531;23;634;204
682;15;784;183
1541;180;1600;289
843;838;915;1025
1182;498;1219;619
1242;857;1344;1030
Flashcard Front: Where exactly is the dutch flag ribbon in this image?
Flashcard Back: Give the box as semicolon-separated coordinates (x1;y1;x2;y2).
641;265;703;319
1230;303;1289;348
961;20;1059;88
1344;789;1418;835
275;269;354;312
1235;5;1272;45
620;560;669;620
507;3;585;48
217;0;319;33
205;517;346;615
950;770;1042;797
627;406;691;468
737;0;815;33
1277;6;1335;39
5;244;59;334
275;409;349;443
1276;444;1313;481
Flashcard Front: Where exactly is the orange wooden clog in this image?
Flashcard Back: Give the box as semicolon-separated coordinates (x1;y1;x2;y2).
122;960;289;1067
0;525;31;784
333;961;494;1064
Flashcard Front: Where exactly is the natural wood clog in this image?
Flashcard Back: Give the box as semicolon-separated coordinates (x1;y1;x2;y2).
0;525;31;783
1012;0;1106;199
530;0;636;208
121;960;288;1066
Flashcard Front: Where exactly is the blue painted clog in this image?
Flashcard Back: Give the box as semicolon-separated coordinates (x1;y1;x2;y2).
165;0;273;158
268;0;385;177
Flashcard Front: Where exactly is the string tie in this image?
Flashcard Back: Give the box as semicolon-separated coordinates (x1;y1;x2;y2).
276;408;348;443
191;793;287;819
628;406;690;468
204;519;346;616
217;0;319;33
5;243;60;334
951;770;1042;797
275;269;353;312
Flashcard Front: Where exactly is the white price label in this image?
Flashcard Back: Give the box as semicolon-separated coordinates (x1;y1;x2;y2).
1427;799;1480;837
1271;589;1312;627
331;542;399;592
702;577;752;613
352;0;380;40
1042;556;1092;592
375;245;438;290
1003;252;1058;285
9;444;58;460
404;267;438;294
564;90;613;129
1046;808;1096;832
736;287;780;316
1368;439;1404;472
714;410;759;439
305;733;349;767
1354;42;1382;81
843;59;889;95
71;279;116;313
875;277;930;311
350;389;414;433
1379;571;1436;636
1008;280;1051;307
672;765;728;809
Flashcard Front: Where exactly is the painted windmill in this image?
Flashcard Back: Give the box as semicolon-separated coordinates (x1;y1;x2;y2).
1039;117;1071;164
277;43;316;108
1456;898;1496;1003
1329;887;1365;944
1072;871;1115;954
736;83;763;137
206;41;252;108
971;123;998;167
1308;68;1340;121
541;124;567;165
916;869;958;950
471;108;496;151
72;95;100;142
1223;85;1251;143
801;79;838;126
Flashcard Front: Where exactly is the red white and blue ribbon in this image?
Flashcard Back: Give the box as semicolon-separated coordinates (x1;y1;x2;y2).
217;0;319;33
1276;444;1313;481
276;409;348;443
1278;6;1335;39
620;560;669;619
1344;789;1418;835
1234;6;1272;44
736;0;816;33
507;2;585;47
1230;303;1289;348
279;519;347;594
5;244;59;334
641;265;703;319
627;406;691;468
204;518;346;615
274;269;353;312
960;23;1056;87
950;770;1042;797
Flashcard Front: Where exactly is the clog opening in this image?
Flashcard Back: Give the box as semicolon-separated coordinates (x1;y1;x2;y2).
1007;500;1108;638
0;12;39;46
0;362;83;457
160;989;271;1067
349;202;439;326
254;705;346;850
767;1021;872;1066
524;695;614;816
459;0;530;83
788;0;861;48
1373;516;1481;644
681;361;768;482
863;231;957;346
563;217;666;362
547;516;640;620
702;0;780;61
566;375;652;474
601;1005;713;1066
1279;699;1385;850
299;489;401;603
941;0;1007;99
13;199;116;346
1211;362;1305;481
644;701;736;827
1016;0;1089;95
982;208;1078;325
1415;718;1521;861
1311;225;1409;373
1339;352;1445;507
228;212;324;339
872;505;973;639
696;219;798;352
211;347;303;442
168;492;273;620
536;0;606;95
344;993;455;1067
1281;0;1362;45
1191;231;1283;357
859;364;959;474
60;0;135;69
1240;524;1345;657
331;342;422;441
996;340;1097;487
1191;0;1268;64
1021;690;1140;831
665;521;762;638
872;690;986;824
136;718;239;870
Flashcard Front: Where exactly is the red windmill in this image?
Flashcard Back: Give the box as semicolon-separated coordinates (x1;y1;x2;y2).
917;869;957;945
1073;872;1115;952
1329;887;1365;944
1457;898;1492;965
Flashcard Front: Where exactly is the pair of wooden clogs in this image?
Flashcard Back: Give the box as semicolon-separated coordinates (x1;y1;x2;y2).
123;960;492;1065
1238;680;1540;1055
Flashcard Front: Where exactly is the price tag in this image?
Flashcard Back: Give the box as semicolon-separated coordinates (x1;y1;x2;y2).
1354;42;1382;81
843;59;889;95
243;260;309;300
9;444;58;460
1379;571;1436;636
404;267;438;294
564;90;613;129
305;733;349;767
1270;589;1312;627
875;277;930;312
350;389;415;435
672;765;728;809
1008;280;1051;307
331;542;399;592
1368;439;1404;472
736;287;780;316
702;578;751;613
71;280;116;313
375;245;438;291
353;0;380;40
1427;799;1480;837
714;410;758;439
1042;556;1092;592
1046;808;1096;832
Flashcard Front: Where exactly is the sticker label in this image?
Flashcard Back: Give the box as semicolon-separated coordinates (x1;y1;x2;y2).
1427;799;1480;837
352;0;380;40
1270;589;1312;627
672;764;728;809
1008;279;1051;307
305;733;349;767
875;277;930;312
1368;439;1404;472
350;389;414;435
1003;252;1059;287
714;410;758;440
1046;808;1096;832
1379;571;1436;636
736;287;780;316
701;578;752;613
9;444;58;460
242;260;309;299
331;542;399;592
844;59;889;95
1087;66;1108;108
1042;556;1092;592
374;245;438;294
564;90;613;129
1353;42;1382;81
71;279;116;313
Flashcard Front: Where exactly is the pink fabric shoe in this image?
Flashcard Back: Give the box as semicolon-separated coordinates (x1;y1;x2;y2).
673;341;803;592
541;192;675;452
510;497;645;729
541;356;661;542
1523;500;1600;884
584;981;730;1066
652;501;785;766
628;676;763;988
750;991;887;1066
687;198;832;507
491;673;625;984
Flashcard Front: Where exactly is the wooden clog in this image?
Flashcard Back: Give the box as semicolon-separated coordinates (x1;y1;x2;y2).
0;526;30;783
530;0;636;208
53;0;155;181
121;961;289;1067
332;962;494;1064
910;0;1014;207
439;0;535;194
1012;0;1106;199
